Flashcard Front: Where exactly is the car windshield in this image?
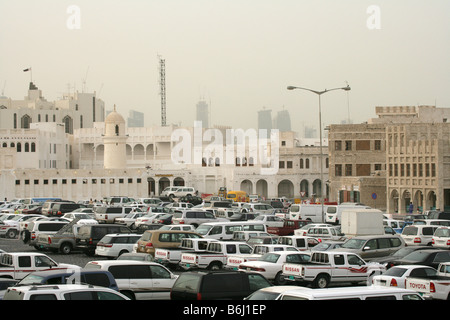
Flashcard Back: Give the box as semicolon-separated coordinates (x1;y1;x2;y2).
383;267;408;277
402;251;431;262
402;227;418;236
271;202;283;208
391;247;417;258
341;239;366;249
195;225;213;235
75;214;92;219
246;291;281;300
260;253;281;263
17;274;47;286
435;228;450;237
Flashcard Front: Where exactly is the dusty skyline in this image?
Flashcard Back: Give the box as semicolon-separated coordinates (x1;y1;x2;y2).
1;0;449;135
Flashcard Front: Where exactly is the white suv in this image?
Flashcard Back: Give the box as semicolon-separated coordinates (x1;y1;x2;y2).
241;203;275;214
401;225;439;246
173;187;196;198
432;226;450;249
161;187;181;198
95;233;142;258
172;210;227;227
3;284;129;300
84;260;178;300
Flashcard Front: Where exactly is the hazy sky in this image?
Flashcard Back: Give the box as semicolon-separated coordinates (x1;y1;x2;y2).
1;0;449;135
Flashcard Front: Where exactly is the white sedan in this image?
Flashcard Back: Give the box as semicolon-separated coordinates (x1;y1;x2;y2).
61;212;98;225
372;265;437;288
238;251;311;285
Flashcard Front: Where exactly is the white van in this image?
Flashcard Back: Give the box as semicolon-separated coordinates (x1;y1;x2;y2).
194;221;267;240
325;203;371;225
289;204;329;223
277;286;424;300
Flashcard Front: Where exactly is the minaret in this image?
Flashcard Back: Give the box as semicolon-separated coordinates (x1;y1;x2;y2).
103;105;127;169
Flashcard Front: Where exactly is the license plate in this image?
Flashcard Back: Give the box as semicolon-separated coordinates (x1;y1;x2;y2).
289;276;295;280
186;264;190;268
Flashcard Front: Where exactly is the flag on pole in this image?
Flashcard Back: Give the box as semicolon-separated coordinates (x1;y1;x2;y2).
23;68;31;72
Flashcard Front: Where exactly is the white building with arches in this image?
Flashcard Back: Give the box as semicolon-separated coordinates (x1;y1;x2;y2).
0;107;328;201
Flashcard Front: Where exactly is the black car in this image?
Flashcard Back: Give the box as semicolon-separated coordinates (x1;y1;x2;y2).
15;269;119;291
370;246;435;266
229;213;257;221
388;249;450;269
170;270;272;300
135;223;164;234
76;224;132;256
178;195;203;206
154;214;173;225
49;202;84;216
427;211;450;220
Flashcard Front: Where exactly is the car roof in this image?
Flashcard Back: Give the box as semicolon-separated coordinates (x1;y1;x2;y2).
22;268;113;277
86;260;160;267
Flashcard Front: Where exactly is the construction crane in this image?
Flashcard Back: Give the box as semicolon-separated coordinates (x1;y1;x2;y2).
158;55;167;126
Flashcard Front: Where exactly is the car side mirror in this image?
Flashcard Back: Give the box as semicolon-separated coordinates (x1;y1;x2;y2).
363;246;371;251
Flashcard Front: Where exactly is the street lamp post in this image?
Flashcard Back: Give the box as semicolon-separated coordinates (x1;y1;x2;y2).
287;84;351;222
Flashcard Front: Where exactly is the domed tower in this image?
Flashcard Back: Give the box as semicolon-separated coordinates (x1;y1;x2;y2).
103;105;127;169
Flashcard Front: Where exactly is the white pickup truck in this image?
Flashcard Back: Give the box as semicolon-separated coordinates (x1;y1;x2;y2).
277;235;320;251
179;241;252;271
0;252;80;280
154;238;218;268
405;262;450;300
225;244;299;270
281;251;386;288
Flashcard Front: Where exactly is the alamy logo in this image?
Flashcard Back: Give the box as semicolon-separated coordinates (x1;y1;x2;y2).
367;5;381;30
66;5;81;30
171;121;280;175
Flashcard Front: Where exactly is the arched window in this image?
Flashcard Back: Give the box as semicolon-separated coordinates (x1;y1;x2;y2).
25;142;30;152
21;115;32;129
305;158;310;169
115;125;119;136
2;142;6;147
300;158;304;169
31;142;36;152
63;116;73;134
17;142;22;152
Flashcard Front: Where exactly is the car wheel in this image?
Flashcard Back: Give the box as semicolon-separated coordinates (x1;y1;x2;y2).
208;262;222;271
313;274;329;288
21;231;30;243
274;271;287;285
6;229;17;239
60;242;73;255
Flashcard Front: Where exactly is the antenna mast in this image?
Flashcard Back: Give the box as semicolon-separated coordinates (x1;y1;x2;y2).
158;55;167;126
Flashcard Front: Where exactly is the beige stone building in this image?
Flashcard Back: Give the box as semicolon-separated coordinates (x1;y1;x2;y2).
328;105;450;213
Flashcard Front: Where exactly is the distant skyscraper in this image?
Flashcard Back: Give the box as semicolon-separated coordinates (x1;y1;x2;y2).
127;110;144;127
196;100;209;128
304;125;317;138
258;109;272;131
275;109;291;132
